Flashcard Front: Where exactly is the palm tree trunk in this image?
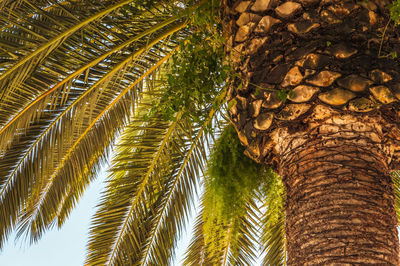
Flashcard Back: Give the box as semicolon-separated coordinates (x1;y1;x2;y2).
277;117;399;265
220;0;400;264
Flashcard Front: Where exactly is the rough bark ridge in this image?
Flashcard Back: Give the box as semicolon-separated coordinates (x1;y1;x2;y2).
277;115;399;265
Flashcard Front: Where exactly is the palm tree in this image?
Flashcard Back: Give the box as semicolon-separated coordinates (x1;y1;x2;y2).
0;0;399;265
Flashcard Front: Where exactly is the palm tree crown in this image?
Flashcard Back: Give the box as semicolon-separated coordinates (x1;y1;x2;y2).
0;0;287;265
1;0;400;265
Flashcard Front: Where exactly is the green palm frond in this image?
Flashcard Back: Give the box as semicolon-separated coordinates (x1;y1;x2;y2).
15;47;180;244
0;0;123;101
0;0;205;248
184;184;259;266
185;124;262;266
0;0;191;148
184;206;210;265
392;171;400;223
0;28;184;246
261;212;286;266
0;1;191;153
86;85;226;265
0;0;170;101
0;11;188;153
260;170;286;266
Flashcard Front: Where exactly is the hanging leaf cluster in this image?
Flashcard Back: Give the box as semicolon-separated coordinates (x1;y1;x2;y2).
150;0;230;123
206;125;264;219
185;124;287;265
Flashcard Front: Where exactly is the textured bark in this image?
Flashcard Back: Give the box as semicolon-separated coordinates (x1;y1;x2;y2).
220;0;400;167
277;117;399;265
220;0;400;264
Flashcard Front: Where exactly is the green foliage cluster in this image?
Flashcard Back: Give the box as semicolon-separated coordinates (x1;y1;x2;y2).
206;125;263;219
392;172;400;222
260;169;286;265
201;125;286;264
151;0;229;122
390;0;400;25
201;187;242;262
261;168;285;230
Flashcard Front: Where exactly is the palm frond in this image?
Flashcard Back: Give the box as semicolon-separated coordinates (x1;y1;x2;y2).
260;170;286;266
0;10;188;153
0;0;146;101
140;120;212;266
392;171;400;223
261;211;286;266
0;0;205;248
15;48;180;244
184;207;211;265
0;0;199;155
85;85;226;265
184;185;259;266
0;27;185;247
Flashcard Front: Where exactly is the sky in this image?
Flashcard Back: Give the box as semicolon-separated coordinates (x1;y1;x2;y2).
0;169;197;266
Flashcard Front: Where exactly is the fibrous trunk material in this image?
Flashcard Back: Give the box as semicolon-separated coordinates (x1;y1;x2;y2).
277;116;399;265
